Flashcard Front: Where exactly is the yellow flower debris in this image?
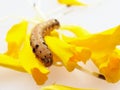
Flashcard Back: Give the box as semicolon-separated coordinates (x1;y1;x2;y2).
58;0;86;6
47;24;120;83
0;19;120;84
5;21;28;58
41;84;97;90
98;48;120;83
69;25;120;83
45;36;91;71
0;21;49;85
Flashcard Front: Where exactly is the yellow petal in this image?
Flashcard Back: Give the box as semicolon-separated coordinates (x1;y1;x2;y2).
0;54;25;72
5;20;28;58
41;84;96;90
2;20;49;84
50;25;90;42
6;20;28;46
31;68;48;85
58;0;86;6
70;46;91;63
60;25;90;37
99;49;120;83
19;35;49;84
51;29;77;43
68;25;120;83
50;25;90;43
45;36;91;71
100;25;119;35
71;25;120;54
19;35;49;74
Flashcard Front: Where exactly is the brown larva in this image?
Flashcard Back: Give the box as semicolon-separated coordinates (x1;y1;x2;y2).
30;19;60;67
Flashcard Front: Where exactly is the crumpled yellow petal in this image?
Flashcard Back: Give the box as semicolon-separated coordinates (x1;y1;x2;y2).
71;25;120;54
60;25;90;37
19;35;49;74
98;49;120;83
70;25;120;83
58;0;86;6
5;20;28;58
45;36;91;71
0;54;25;72
41;84;96;90
0;20;49;85
19;35;49;84
31;68;48;85
50;29;77;42
50;25;90;42
0;21;28;71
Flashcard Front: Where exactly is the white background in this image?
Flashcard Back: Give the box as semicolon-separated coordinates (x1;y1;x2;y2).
0;0;120;90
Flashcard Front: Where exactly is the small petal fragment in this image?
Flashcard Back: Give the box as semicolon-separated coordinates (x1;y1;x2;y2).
58;0;86;6
31;68;48;85
60;25;90;37
99;49;120;83
41;84;96;90
50;25;90;42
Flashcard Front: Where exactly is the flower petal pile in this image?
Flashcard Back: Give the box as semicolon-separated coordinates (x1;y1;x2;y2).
54;25;120;83
45;25;91;71
0;20;120;84
45;36;91;71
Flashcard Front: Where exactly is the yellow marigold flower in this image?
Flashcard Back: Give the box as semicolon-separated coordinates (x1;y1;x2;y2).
0;21;49;85
58;0;86;6
41;84;97;90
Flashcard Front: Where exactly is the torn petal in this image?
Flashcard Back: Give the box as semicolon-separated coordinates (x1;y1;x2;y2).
41;84;96;90
0;54;25;72
50;25;90;42
19;35;49;74
45;36;91;71
31;68;48;85
19;35;49;84
60;25;90;37
6;20;28;46
70;46;91;64
70;25;120;54
99;49;120;83
58;0;86;6
5;20;28;58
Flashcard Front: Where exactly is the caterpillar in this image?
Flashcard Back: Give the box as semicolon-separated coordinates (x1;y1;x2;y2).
30;19;60;67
